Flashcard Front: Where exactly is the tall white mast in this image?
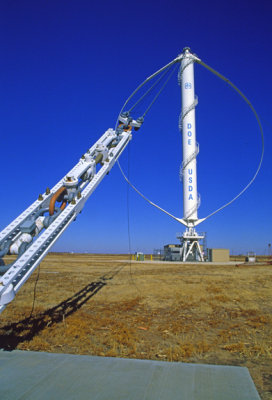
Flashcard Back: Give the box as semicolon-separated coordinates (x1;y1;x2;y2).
181;48;199;223
178;47;204;262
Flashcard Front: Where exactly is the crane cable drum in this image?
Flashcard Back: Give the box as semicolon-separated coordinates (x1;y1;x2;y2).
116;52;264;224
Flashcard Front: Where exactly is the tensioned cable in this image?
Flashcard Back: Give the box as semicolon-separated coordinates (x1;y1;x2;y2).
126;142;142;295
128;66;172;113
114;56;181;133
142;65;178;117
117;54;264;225
29;264;40;317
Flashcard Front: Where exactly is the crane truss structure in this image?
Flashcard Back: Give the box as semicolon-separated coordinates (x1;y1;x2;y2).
0;124;138;313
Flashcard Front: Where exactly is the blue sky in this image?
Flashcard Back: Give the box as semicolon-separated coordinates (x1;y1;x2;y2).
0;0;271;254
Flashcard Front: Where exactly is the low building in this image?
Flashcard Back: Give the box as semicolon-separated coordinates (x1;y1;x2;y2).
207;248;229;262
135;252;144;261
246;252;256;263
164;244;182;261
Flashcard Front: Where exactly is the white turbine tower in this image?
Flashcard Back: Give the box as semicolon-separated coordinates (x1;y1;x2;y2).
178;47;204;262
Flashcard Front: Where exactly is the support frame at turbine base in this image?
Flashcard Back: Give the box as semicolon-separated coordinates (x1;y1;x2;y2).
177;228;205;262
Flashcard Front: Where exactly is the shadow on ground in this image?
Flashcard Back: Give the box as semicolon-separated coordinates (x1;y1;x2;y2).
0;264;124;350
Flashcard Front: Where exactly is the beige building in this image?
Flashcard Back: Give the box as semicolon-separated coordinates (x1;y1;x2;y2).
207;248;229;262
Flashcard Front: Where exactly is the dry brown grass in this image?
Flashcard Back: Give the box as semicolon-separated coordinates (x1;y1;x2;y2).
0;253;272;399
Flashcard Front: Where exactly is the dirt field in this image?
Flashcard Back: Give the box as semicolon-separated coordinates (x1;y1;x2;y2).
0;253;272;399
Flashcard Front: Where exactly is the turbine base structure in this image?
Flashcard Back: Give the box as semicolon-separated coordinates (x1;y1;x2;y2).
177;228;205;262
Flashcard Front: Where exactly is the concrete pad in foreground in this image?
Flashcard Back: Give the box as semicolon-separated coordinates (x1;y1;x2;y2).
0;350;260;400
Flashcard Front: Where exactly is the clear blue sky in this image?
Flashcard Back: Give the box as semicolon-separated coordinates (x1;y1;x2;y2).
0;0;271;254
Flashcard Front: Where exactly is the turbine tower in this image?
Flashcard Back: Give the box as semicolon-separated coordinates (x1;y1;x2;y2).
178;47;204;262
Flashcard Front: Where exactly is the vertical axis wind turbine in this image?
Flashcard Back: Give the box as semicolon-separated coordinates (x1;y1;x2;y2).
178;47;204;262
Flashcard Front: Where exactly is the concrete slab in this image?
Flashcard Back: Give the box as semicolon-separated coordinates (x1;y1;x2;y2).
0;350;260;400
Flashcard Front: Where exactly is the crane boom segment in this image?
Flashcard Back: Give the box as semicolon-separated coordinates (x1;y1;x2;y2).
0;126;134;314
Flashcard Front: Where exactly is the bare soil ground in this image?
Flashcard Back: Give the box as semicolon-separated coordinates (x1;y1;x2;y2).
0;253;271;399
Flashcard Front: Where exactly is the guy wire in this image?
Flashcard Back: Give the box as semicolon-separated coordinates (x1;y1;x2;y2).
126;142;142;296
128;66;171;114
29;264;40;317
